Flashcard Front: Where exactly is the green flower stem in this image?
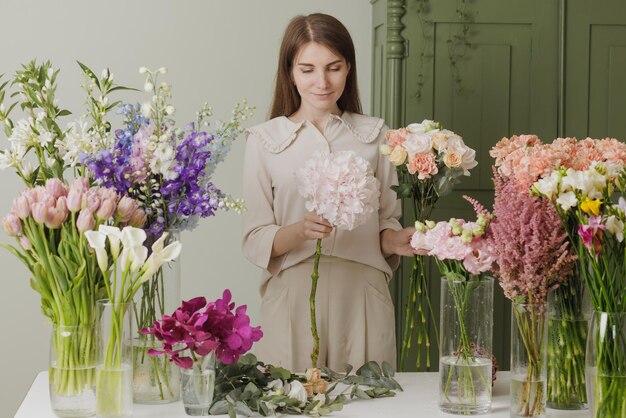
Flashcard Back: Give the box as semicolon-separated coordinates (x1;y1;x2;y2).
547;277;587;408
590;312;626;418
310;239;322;368
513;302;546;417
399;174;439;370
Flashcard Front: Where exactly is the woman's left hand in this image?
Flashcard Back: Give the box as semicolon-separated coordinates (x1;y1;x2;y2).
380;227;417;258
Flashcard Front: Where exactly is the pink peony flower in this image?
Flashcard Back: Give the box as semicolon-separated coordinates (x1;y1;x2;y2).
296;151;380;231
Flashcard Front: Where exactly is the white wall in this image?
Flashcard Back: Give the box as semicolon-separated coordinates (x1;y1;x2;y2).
0;0;373;415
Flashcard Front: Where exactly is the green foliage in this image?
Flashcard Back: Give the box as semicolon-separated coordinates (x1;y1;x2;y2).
210;354;402;417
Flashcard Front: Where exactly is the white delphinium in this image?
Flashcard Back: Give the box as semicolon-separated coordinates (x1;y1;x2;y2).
148;133;177;180
56;118;99;167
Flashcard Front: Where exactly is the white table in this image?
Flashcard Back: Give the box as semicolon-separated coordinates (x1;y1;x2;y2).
15;371;588;417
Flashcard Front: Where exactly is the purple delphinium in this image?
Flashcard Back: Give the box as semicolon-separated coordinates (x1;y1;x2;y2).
84;104;233;243
162;128;223;221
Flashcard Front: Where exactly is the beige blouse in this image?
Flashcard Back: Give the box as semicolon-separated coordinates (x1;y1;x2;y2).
242;111;402;294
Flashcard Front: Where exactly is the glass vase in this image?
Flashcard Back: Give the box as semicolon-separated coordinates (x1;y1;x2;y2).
546;275;589;410
96;300;133;418
438;276;494;415
510;302;548;418
585;311;626;418
181;351;216;416
132;229;181;403
49;324;96;418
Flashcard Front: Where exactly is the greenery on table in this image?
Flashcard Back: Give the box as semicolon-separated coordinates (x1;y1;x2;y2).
210;354;403;417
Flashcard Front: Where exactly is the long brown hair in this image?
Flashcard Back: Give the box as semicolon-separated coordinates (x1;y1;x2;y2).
269;13;362;119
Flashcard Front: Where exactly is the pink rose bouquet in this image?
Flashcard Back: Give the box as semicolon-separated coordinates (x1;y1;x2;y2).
296;150;380;368
380;120;478;370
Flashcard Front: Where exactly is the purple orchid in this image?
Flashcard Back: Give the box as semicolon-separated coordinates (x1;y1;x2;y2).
142;290;263;367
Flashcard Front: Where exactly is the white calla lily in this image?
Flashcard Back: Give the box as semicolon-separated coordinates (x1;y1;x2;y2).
140;240;182;283
129;244;148;273
121;226;146;249
84;230;108;273
151;231;169;253
99;225;122;260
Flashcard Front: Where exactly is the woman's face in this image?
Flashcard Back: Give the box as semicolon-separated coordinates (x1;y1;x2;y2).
291;41;350;115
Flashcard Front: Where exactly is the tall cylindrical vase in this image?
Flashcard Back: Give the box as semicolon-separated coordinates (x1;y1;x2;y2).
510;302;548;418
585;311;626;418
132;230;181;403
49;324;96;418
439;276;494;415
546;275;589;410
96;300;133;418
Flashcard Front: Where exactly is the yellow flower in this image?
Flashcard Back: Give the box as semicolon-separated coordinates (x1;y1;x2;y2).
580;197;602;216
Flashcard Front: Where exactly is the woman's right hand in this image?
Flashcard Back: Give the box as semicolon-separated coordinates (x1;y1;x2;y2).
271;213;333;257
301;212;333;240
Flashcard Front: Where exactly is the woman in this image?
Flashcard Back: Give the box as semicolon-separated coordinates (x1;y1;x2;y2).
242;13;415;372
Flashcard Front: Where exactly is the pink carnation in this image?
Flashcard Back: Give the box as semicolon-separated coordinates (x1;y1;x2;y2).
490;135;542;167
296;151;380;231
407;152;438;179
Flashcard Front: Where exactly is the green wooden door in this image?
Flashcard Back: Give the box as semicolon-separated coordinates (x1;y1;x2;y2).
564;0;626;139
373;0;560;371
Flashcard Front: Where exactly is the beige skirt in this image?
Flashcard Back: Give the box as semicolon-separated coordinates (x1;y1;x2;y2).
253;255;396;373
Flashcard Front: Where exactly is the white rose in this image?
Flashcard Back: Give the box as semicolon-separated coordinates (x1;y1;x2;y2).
445;143;477;175
379;144;392;156
442;148;462;169
406;123;426;135
403;133;432;157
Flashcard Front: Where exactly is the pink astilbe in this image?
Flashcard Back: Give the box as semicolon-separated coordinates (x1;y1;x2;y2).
296;151;380;231
489;171;576;305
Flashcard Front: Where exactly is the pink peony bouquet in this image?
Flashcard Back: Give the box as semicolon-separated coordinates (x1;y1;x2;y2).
142;290;263;367
296;150;380;368
380;120;477;369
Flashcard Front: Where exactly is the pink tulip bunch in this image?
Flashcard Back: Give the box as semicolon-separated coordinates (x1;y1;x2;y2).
2;177;147;246
142;289;263;367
